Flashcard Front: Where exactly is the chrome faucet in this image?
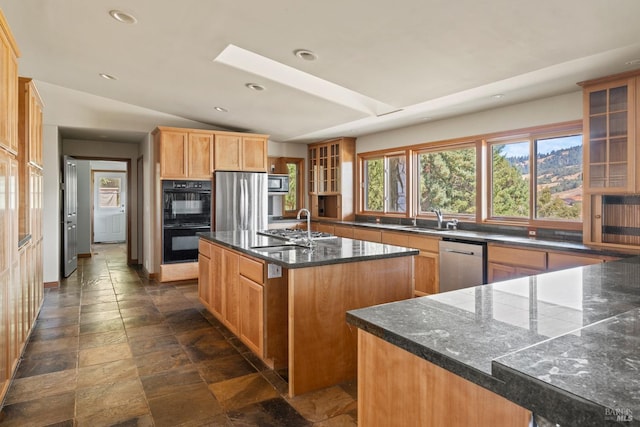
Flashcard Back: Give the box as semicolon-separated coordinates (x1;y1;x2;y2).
296;208;313;245
432;208;443;229
446;219;458;230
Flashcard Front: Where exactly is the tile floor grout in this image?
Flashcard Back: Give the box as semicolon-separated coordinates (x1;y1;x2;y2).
0;243;357;426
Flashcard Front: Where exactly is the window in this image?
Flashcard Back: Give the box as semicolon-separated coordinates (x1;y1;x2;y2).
358;121;582;229
490;141;530;218
362;154;407;213
417;145;476;216
98;177;121;208
282;158;304;216
489;131;583;222
535;134;583;220
285;162;298;212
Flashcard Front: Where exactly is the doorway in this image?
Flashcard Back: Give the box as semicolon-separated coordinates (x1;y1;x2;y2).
92;170;127;243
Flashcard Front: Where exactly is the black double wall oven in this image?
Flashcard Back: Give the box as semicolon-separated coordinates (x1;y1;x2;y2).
162;180;211;264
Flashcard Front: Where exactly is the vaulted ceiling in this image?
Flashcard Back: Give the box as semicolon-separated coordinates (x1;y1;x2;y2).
2;0;640;144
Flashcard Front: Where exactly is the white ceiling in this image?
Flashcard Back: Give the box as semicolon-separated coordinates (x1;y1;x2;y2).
2;0;640;144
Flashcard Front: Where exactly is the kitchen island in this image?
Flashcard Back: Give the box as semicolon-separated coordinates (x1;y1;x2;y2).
347;256;640;426
198;230;418;396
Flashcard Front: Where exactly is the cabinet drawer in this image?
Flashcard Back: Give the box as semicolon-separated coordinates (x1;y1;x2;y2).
198;239;211;257
239;255;264;284
488;245;546;270
333;224;354;238
407;235;440;253
381;231;409;247
547;252;607;271
353;227;382;242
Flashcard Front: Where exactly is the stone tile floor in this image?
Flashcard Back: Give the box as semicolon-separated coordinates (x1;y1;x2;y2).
0;244;358;426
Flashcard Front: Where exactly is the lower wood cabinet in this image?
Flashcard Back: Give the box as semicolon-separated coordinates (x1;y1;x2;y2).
198;239;287;369
357;330;531;426
222;250;240;334
353;227;382;243
381;231;440;296
239;275;264;356
488;243;619;283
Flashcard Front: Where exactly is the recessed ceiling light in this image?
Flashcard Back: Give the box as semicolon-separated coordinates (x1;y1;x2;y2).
491;94;505;99
109;10;138;24
294;49;318;61
245;83;266;91
625;59;640;66
99;73;118;80
214;106;228;113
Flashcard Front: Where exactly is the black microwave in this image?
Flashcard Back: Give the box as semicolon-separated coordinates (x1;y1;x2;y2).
268;174;289;194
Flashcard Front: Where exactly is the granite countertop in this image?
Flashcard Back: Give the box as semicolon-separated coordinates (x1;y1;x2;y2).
321;220;637;258
198;230;419;269
347;256;640;426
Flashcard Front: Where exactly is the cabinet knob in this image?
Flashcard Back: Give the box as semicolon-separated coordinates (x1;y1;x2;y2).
594;214;601;219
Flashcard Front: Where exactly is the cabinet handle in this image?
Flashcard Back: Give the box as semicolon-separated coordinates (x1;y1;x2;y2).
594;214;601;219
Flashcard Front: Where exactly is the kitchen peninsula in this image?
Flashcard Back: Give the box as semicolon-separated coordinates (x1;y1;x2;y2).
197;230;418;396
347;256;640;426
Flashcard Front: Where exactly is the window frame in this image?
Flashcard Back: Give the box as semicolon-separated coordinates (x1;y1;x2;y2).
358;150;410;216
485;125;583;230
356;120;583;231
413;140;480;222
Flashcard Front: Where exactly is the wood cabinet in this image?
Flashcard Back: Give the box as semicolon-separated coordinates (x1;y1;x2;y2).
198;239;287;368
353;226;382;242
154;127;214;179
547;251;615;271
333;224;354;238
357;330;531;426
18;78;43;167
1;13;43;404
214;133;268;172
238;255;265;356
0;14;19;154
409;235;440;295
487;244;547;283
222;249;240;334
580;70;640;250
308;137;356;220
381;231;440;295
580;72;640;194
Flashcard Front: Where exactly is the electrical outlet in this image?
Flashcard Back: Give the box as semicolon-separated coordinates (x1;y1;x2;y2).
527;228;537;237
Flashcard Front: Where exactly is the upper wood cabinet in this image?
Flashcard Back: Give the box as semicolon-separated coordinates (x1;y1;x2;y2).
154;127;213;179
214;133;268;172
0;12;19;154
18;78;43;168
308;137;356;220
579;71;640;194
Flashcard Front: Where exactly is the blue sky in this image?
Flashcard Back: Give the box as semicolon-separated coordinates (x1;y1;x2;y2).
500;134;583;157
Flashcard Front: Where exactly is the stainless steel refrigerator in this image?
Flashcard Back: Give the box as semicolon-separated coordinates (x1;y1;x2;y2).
214;171;268;231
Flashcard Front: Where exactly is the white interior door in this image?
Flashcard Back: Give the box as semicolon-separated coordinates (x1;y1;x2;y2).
93;171;126;243
63;156;78;277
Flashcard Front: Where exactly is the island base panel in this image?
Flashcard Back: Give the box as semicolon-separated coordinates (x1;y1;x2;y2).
289;257;413;396
357;330;531;427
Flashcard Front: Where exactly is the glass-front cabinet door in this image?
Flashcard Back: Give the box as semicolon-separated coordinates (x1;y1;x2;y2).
583;77;636;193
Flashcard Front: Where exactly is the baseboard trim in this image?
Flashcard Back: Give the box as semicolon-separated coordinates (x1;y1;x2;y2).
44;281;59;288
77;253;92;258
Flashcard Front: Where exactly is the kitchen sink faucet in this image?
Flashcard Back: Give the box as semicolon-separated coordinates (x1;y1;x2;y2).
432;208;443;229
297;208;313;246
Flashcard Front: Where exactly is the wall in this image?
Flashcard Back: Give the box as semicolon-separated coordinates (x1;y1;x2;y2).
355;91;582;152
42;125;60;284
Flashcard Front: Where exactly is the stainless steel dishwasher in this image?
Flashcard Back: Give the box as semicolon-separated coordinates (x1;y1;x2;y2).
439;239;487;292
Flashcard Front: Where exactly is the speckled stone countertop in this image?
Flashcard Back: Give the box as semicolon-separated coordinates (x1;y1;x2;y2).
347;256;640;426
198;231;418;269
320;220;638;258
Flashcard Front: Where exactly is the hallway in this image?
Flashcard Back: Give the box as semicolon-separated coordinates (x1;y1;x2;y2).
0;244;357;426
